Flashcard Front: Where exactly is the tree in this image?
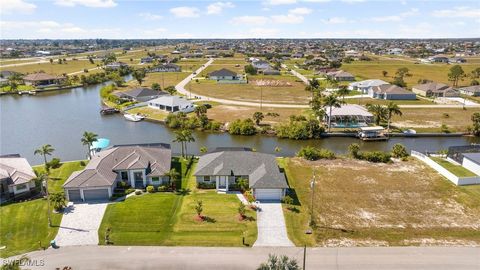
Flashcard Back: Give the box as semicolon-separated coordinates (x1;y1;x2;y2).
132;69;146;86
366;103;387;125
309;92;325;120
323;94;343;132
391;143;409;158
165;85;176;95
448;65;466;87
34;144;55;172
173;130;186;158
182;129;195;158
382;70;388;77
385;102;402;133
195;200;203;217
470;67;480;80
151;82;161;91
257;254;300;270
50;192;67;211
237;178;249;192
81;131;98;160
165;168;180;188
337;85;350;101
7;72;22;92
252;112;264;126
200;146;208;153
244;64;257;75
194;105;207;118
49;58;53;64
472;112;480;136
348;143;360;158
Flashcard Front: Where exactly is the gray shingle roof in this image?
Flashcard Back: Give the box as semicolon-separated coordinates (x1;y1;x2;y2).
372;84;414;95
0;155;36;186
194;149;288;189
208;68;237;77
63;143;171;189
118;88;166;98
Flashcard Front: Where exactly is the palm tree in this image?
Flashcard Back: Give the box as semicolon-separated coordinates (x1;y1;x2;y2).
182;129;195;158
81;131;98;159
337;85;350;101
366;104;388;126
34;144;54;227
173;130;186;158
165;168;180;188
309;92;325;120
194;105;207;118
252;112;264;126
386;102;402;133
323;94;343;132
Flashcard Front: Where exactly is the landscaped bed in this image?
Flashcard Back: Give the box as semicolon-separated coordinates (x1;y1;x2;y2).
430;157;477;177
280;157;480;247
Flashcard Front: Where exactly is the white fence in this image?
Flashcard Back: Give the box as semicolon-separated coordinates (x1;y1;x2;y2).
411;151;480;186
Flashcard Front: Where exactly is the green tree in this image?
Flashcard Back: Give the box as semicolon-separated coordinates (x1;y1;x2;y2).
244;64;257;75
391;143;409;158
49;58;53;64
257;254;299;270
165;168;180;188
323;94;343;132
237;178;249;192
50;192;67;211
195;200;203;217
252;112;264;125
34;144;55;172
173;130;186;158
382;70;388;77
81;131;98;159
337;85;350;101
348;143;360;158
165;85;176;95
182;129;195;158
200;146;208;153
194;105;207;118
385;102;402;133
309;92;325;120
448;65;466;87
151;82;161;91
132;69;146;86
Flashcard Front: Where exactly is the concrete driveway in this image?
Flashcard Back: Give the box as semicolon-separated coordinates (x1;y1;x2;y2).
54;201;109;246
253;202;294;247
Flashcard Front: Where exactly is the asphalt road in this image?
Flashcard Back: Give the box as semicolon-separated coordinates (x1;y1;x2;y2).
6;246;480;270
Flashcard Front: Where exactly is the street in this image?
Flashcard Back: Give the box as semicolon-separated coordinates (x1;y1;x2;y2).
7;246;480;270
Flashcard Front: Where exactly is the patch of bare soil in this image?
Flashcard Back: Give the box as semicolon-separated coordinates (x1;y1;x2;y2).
252;79;292;87
393;120;440;128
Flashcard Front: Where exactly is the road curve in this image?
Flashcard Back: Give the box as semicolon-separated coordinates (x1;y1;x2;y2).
8;246;480;270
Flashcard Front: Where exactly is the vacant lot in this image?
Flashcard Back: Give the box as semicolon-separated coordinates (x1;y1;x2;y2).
127;72;190;89
206;105;307;125
392;108;480;132
1;60;100;75
176;59;209;72
189;74;309;104
282;157;480;247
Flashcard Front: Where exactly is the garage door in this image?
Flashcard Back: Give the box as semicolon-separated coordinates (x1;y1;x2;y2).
68;189;82;201
83;189;109;201
255;189;283;201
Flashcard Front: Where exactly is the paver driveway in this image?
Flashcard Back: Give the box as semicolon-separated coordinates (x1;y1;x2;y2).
253;202;294;247
54;201;109;246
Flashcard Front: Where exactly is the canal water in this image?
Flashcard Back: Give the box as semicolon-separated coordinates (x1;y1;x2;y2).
1;82;479;164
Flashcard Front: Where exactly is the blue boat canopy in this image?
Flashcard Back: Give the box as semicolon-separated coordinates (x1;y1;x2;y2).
91;138;110;150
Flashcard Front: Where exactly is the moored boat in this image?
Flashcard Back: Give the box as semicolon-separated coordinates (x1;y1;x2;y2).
124;113;145;122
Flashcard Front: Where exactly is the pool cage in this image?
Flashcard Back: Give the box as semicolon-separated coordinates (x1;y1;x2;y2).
447;145;480;163
330;115;373;128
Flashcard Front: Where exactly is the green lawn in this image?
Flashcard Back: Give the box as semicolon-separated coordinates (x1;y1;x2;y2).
430;157;477;177
0;199;62;258
98;158;257;247
33;160;87;193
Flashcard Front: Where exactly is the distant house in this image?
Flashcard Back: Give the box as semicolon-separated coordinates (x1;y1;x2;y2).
148;95;194;113
194;148;289;200
252;60;270;70
105;62;128;70
412;82;459;97
208;68;243;81
140;57;154;63
348;79;389;94
428;56;449;63
64;143;172;201
369;84;417;100
149;63;181;73
449;57;467;63
324;104;373;128
262;68;281;75
0;70;17;86
292;52;304;58
23;73;65;87
457;85;480;96
0;154;37;200
113;87;166;102
326;70;355;81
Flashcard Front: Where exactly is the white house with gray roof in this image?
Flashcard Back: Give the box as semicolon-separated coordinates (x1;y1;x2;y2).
63;143;171;201
148;95;194;113
194;148;289;201
348;79;389;94
0;154;37;200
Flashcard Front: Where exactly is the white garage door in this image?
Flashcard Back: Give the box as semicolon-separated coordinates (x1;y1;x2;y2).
255;189;283;201
83;189;109;201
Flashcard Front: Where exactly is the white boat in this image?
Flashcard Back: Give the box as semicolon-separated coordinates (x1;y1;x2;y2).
124;113;145;122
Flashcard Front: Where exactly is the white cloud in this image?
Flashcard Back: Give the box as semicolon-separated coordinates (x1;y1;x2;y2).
170;6;200;18
54;0;117;8
341;0;364;3
370;8;418;22
249;28;280;37
138;12;163;21
264;0;297;5
271;14;304;24
207;2;234;15
0;0;36;14
230;15;269;25
321;17;351;24
432;6;480;18
289;7;312;15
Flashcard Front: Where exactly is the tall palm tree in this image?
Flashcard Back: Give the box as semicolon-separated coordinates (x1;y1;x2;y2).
173;130;186;158
366;104;388;126
323;94;343;132
386;102;402;133
34;144;54;227
165;168;180;188
81;131;98;159
337;85;350;101
182;129;195;158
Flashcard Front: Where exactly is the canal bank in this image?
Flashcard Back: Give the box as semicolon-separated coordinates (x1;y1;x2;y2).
1;82;479;164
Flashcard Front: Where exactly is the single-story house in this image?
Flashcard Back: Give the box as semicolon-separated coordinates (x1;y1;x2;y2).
428;56;449;63
252;60;270;70
412;82;460;97
23;73;65;87
326;70;355;81
369;84;417;100
449;57;467;63
63;143;172;201
461;153;480;176
105;62;128;70
262;67;281;75
292;52;304;58
324;104;373;128
458;85;480;97
194;148;289;201
0;70;17;86
149;63;181;73
0;154;37;200
140;57;154;63
348;79;389;94
208;68;242;81
148;95;194;113
113;87;166;102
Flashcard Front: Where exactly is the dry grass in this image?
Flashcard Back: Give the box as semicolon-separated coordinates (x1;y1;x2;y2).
206;105;307;125
282;157;480;247
198;63;246;77
127;72;190;89
392;108;480;132
1;60;99;75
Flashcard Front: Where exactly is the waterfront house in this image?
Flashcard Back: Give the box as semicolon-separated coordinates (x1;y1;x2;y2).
194;148;289;201
348;79;389;94
412;82;459;97
113;87;166;102
148;95;194;113
23;73;65;87
64;143;172;201
324;104;373;128
148;63;181;73
0;154;37;200
369;84;417;100
0;70;17;86
457;85;480;97
326;70;355;81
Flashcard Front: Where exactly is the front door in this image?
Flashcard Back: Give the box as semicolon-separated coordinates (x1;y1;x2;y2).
219;176;227;188
134;171;144;188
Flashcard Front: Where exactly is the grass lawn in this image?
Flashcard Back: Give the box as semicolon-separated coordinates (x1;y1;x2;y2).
1;60;100;76
98;158;257;247
33;160;87;193
127;106;169;121
281;157;480;246
126;72;190;89
0;84;34;93
198;63;246;77
430;157;477;177
0;199;62;257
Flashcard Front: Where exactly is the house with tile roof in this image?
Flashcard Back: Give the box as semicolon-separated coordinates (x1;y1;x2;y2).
0;154;37;200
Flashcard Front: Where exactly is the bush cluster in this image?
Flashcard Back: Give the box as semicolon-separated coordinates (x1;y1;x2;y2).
197;182;216;189
296;146;335;161
275;117;324;140
228;119;257;135
146;185;155;193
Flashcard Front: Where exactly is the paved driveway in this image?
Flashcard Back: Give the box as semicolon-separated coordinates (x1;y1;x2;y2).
54;201;109;246
253;202;294;247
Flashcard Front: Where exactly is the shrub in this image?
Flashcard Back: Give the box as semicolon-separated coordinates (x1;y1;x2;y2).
391;143;409;158
146;185;155;193
441;124;450;133
348;143;360;158
243;190;255;203
79;161;86;166
126;188;135;194
197;182;216;189
50;192;67;211
157;185;168;192
47;158;62;169
238;202;246;218
296;146;335;161
282;195;293;205
134;190;142;195
228;119;257;135
275;118;324;140
359;151;392;163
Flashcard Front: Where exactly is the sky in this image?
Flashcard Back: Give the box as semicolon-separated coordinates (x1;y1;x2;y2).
1;0;479;39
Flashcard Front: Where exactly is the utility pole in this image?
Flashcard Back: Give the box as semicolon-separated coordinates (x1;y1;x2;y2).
303;244;307;270
310;170;316;226
44;173;52;227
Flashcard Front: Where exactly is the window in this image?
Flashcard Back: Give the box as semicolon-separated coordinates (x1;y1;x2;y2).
152;177;160;182
120;171;128;181
203;176;211;182
16;184;28;191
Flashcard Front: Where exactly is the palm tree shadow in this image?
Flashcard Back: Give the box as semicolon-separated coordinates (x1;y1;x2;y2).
202;216;216;223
